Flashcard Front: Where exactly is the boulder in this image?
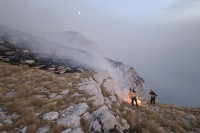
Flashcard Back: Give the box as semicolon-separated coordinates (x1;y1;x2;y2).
109;95;117;102
36;95;46;99
93;71;109;85
25;60;35;64
185;115;196;120
73;103;89;116
103;78;119;95
42;111;59;120
57;114;80;129
20;126;28;133
83;105;118;133
60;129;71;133
3;119;13;125
60;103;89;117
70;128;84;133
37;125;50;133
91;120;102;132
60;128;83;133
88;94;104;106
78;78;101;96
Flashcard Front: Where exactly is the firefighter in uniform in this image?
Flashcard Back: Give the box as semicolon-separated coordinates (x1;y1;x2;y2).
129;88;138;106
149;89;157;105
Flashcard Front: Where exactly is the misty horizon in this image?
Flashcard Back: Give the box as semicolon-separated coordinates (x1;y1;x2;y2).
0;0;200;107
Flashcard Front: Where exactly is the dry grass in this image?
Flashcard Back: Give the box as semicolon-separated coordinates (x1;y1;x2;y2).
0;62;91;132
0;46;10;51
48;125;68;133
80;118;90;133
114;99;200;133
87;100;101;114
0;61;199;133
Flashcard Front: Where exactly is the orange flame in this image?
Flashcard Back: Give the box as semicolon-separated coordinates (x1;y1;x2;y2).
125;98;142;106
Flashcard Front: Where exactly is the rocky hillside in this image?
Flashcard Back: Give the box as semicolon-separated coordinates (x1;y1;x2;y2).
0;26;200;133
0;25;148;99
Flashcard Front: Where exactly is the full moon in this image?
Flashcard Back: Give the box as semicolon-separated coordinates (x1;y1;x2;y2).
78;12;81;15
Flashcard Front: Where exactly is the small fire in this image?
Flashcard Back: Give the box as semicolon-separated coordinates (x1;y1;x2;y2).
125;98;142;106
125;98;131;104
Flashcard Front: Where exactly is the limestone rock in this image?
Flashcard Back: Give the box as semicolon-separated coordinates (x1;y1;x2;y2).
57;114;80;129
60;128;83;133
60;129;71;133
61;89;69;95
93;71;109;85
20;126;28;133
91;120;102;132
104;97;112;109
42;111;59;120
84;105;118;133
36;95;46;99
72;93;82;97
37;125;50;133
6;84;15;87
103;78;119;95
24;60;35;64
185;115;196;120
88;94;104;106
109;95;117;102
3;119;13;125
78;78;101;96
60;76;67;81
50;93;62;99
73;103;89;116
35;87;49;93
70;128;84;133
107;62;148;99
5;91;15;97
61;103;89;117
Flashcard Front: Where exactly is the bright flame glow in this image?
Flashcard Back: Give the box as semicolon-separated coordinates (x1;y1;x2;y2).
125;98;142;106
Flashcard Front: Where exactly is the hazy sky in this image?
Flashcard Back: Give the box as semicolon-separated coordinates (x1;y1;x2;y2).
0;0;200;106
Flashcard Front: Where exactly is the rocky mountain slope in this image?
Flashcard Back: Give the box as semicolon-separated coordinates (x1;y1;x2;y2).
0;25;148;100
0;25;200;133
42;31;100;53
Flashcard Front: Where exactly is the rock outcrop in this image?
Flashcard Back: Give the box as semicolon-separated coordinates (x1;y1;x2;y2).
107;59;148;99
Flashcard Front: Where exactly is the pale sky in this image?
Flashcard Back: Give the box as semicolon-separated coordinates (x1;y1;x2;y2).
0;0;200;106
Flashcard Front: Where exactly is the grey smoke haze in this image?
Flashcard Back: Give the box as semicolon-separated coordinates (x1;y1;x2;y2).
0;0;200;106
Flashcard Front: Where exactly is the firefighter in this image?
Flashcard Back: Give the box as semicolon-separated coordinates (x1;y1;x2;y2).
149;89;157;105
129;88;138;106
